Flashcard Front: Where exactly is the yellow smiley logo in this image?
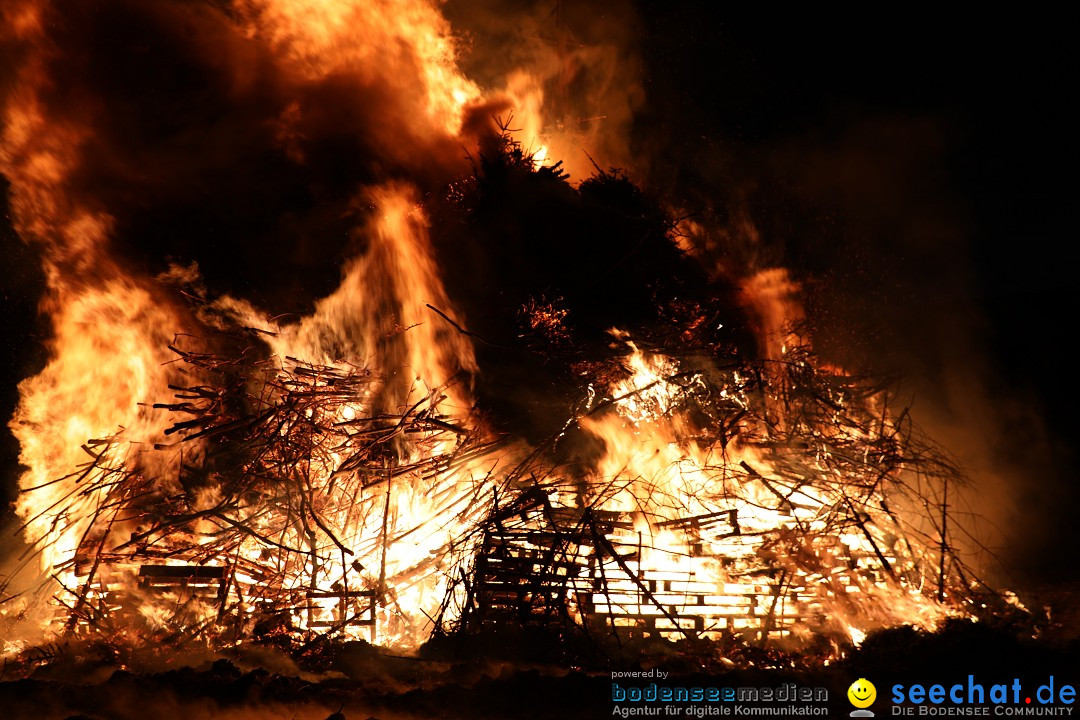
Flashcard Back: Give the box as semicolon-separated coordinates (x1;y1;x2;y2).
848;679;876;708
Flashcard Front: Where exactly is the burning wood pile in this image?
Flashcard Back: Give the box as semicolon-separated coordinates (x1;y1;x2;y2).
441;333;988;647
12;339;505;651
3;264;993;658
0;0;1016;670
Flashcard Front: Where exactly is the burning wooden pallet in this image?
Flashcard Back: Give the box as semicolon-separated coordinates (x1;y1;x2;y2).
460;487;910;644
12;320;992;654
60;557;380;642
137;564;226;589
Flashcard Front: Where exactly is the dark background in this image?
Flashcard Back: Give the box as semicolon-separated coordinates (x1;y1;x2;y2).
626;8;1077;582
1;7;1076;584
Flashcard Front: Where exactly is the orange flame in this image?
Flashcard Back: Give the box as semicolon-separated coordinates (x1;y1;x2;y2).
1;0;970;659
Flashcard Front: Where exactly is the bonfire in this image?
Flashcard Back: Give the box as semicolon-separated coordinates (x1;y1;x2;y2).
2;134;998;664
0;0;1017;676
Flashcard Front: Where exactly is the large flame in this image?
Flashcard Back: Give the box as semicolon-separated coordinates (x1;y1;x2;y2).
237;0;480;136
570;338;956;642
1;0;976;661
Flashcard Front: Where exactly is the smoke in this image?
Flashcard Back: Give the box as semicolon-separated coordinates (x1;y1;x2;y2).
0;0;499;311
624;9;1077;585
444;0;645;179
762;116;1060;581
0;0;654;437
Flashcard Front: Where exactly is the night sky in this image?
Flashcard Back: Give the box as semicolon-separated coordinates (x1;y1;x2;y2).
1;6;1076;584
628;9;1078;581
